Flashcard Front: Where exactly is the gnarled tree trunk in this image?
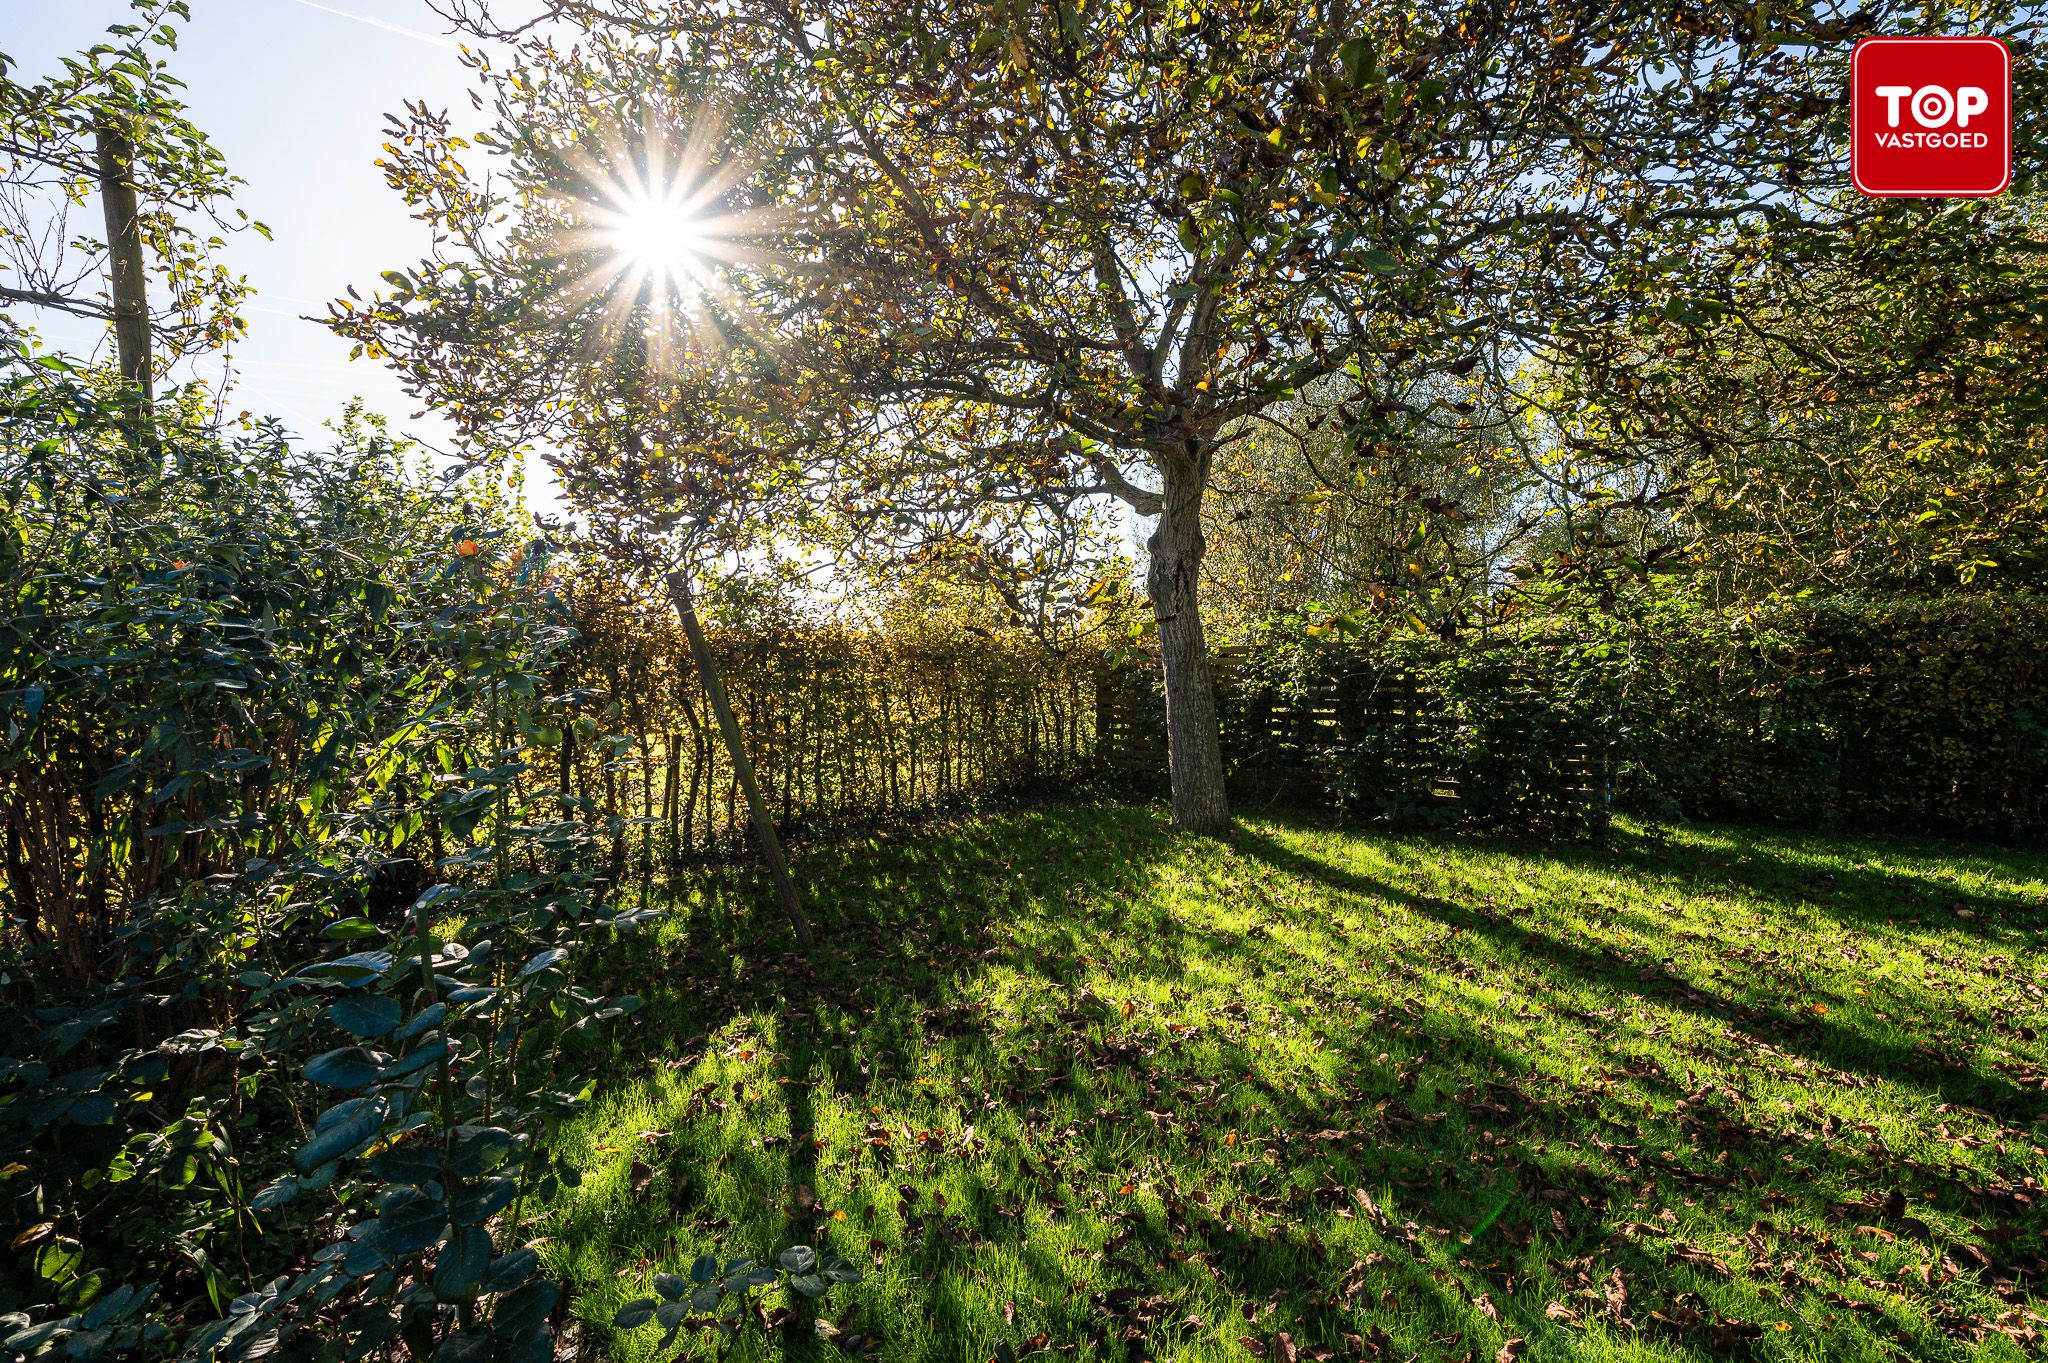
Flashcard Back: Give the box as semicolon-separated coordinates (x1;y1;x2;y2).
1147;443;1230;834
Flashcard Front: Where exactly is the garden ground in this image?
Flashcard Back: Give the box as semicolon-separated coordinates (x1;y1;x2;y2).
539;803;2048;1363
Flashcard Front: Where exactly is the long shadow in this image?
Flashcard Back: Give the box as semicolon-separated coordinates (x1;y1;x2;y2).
545;802;2046;1363
1512;819;2048;934
1226;824;2048;1123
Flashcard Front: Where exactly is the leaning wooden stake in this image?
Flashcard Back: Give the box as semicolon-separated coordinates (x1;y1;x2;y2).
664;569;813;948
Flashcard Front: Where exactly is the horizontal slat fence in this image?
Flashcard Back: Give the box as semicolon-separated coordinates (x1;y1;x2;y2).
1098;645;1604;829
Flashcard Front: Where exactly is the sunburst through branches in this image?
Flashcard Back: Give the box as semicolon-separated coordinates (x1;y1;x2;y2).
548;111;776;373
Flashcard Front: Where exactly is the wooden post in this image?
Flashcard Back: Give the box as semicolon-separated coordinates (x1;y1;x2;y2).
93;114;154;447
665;570;813;948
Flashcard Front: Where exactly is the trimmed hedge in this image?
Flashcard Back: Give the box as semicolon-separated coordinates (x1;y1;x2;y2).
1617;594;2048;841
1102;594;2048;841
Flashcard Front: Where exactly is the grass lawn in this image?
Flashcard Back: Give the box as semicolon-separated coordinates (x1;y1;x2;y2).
540;802;2048;1363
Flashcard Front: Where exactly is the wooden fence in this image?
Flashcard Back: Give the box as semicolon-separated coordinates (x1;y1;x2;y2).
562;583;1102;870
1097;647;1601;824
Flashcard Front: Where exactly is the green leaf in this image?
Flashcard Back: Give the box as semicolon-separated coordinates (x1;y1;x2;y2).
370;1195;448;1255
34;1238;82;1284
790;1273;828;1299
1338;35;1376;83
449;1176;518;1225
777;1245;817;1275
250;1175;300;1211
297;1098;383;1169
304;1046;386;1089
330;995;402;1038
517;947;568;978
494;1280;559;1339
613;1299;657;1329
448;1125;515;1177
482;1247;538;1293
433;1225;492;1302
689;1254;717;1285
304;951;395;984
368;1143;442;1186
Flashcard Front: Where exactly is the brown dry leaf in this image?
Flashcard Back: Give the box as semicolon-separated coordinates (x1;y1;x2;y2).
1603;1266;1628;1319
1544;1301;1578;1324
10;1222;55;1250
628;1160;654;1193
1496;1338;1526;1362
1274;1331;1298;1363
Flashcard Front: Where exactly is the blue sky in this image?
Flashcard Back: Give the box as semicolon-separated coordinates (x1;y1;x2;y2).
7;0;562;502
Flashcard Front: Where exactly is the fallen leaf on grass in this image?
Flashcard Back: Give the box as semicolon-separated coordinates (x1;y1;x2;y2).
1496;1338;1526;1362
629;1160;654;1193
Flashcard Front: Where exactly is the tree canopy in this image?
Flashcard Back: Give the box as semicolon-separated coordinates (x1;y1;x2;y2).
345;0;2043;831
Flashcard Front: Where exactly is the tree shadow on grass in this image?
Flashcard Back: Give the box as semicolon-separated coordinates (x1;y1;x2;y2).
1496;818;2048;936
1225;823;2048;1124
544;801;2047;1363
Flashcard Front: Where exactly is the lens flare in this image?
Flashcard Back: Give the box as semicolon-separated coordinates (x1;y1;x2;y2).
599;186;709;292
547;109;780;370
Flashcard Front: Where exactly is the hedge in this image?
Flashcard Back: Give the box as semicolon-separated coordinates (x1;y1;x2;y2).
1100;594;2048;841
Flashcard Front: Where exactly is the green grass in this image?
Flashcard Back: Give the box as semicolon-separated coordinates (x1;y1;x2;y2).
538;802;2048;1363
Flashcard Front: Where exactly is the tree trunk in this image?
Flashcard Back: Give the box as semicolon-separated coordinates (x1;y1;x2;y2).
665;571;813;948
93;115;154;448
1147;447;1231;833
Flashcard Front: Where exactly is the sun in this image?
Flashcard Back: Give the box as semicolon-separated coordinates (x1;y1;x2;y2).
596;182;710;297
547;113;783;370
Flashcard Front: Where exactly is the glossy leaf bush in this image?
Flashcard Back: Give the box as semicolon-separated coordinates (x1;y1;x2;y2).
0;350;645;1358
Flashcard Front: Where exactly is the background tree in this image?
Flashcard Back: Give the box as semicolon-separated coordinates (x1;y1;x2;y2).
1526;196;2048;602
1;0;262;431
1198;373;1541;642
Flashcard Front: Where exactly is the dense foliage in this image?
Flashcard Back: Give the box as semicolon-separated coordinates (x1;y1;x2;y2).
1103;631;1613;833
559;572;1104;874
1107;593;2048;841
0;357;648;1359
1617;593;2048;840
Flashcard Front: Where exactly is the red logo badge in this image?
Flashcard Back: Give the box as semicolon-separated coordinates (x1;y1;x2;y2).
1851;36;2011;198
